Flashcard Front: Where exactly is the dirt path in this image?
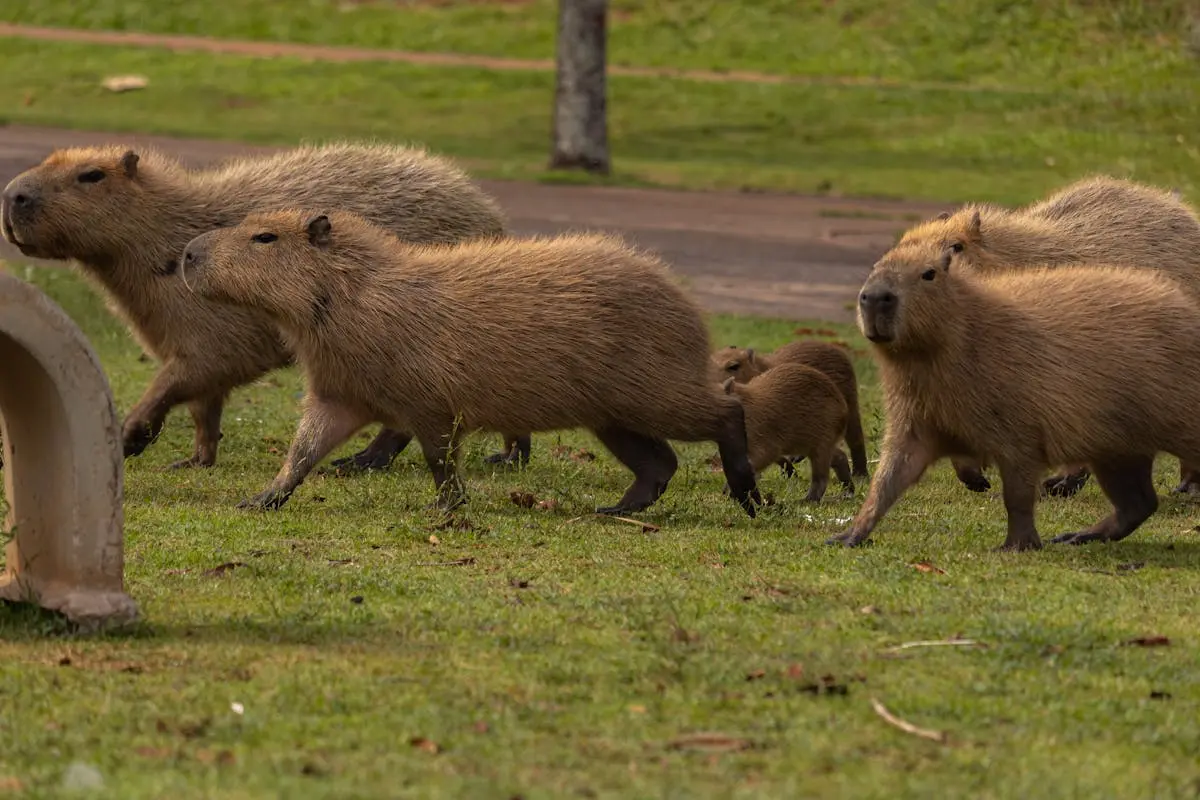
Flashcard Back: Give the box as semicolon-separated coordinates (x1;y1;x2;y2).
0;125;951;322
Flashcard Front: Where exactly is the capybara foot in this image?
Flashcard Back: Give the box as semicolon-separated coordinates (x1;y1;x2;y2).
993;537;1044;552
956;468;991;493
237;488;293;511
1049;530;1107;546
1042;472;1089;499
1170;479;1200;497
595;501;650;516
826;529;871;547
483;449;527;468
122;421;157;458
328;449;394;475
165;455;214;470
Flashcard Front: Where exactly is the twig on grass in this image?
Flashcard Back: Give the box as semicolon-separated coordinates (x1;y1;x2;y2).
415;557;476;567
565;514;660;532
870;697;947;743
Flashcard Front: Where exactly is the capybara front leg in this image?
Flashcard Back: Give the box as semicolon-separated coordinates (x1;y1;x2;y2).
715;402;762;518
1041;465;1092;498
1171;460;1200;496
328;427;413;474
167;393;226;469
484;433;533;468
416;428;468;511
951;456;991;493
844;408;870;478
804;446;833;503
239;397;369;511
828;430;934;547
995;461;1043;552
1052;455;1157;546
593;427;679;515
123;360;205;459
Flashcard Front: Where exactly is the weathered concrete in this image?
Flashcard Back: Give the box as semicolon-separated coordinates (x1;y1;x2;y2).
0;271;137;629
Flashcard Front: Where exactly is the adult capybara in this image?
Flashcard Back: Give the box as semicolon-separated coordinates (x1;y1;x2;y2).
712;341;868;477
831;257;1200;552
0;143;507;470
179;210;762;517
888;176;1200;497
722;364;853;502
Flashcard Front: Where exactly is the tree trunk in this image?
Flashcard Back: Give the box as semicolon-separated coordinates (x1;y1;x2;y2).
549;0;610;174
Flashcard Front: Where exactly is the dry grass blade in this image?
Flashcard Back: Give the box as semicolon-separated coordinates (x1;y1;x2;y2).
415;557;476;567
885;638;983;653
870;697;947;743
666;733;753;752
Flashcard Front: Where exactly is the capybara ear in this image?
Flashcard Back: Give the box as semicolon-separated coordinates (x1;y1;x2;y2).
935;210;952;221
722;377;735;394
965;209;982;243
746;348;756;363
120;151;140;178
306;214;332;247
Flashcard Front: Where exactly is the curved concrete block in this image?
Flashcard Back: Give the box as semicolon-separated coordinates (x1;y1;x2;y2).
0;271;137;629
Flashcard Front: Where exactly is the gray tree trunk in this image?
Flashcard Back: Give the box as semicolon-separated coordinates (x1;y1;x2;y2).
549;0;610;174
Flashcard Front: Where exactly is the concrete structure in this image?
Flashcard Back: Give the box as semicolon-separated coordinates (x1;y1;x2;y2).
0;271;137;628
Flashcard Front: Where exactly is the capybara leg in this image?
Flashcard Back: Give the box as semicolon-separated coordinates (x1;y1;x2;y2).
239;397;369;511
416;428;468;511
714;402;762;518
1041;465;1092;498
122;360;206;459
995;461;1043;552
1171;460;1200;496
167;393;225;469
779;457;797;478
831;448;855;496
952;456;991;493
593;427;678;514
828;429;934;547
484;433;532;467
328;427;413;474
844;405;870;478
804;446;833;503
1052;456;1157;546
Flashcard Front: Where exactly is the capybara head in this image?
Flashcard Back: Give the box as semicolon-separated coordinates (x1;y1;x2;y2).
710;346;764;384
1;147;154;261
857;211;977;350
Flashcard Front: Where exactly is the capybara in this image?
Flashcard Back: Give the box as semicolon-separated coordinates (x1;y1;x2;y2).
179;210;763;517
831;257;1200;551
712;341;868;477
722;364;853;501
888;176;1200;496
0;143;509;470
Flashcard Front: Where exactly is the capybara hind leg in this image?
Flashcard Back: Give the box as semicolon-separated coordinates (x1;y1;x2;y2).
123;360;208;459
1052;456;1157;546
714;402;762;518
829;429;934;547
995;461;1043;552
831;448;855;496
240;397;369;511
328;427;413;474
167;393;226;469
1171;461;1200;496
845;407;870;478
593;428;678;514
416;428;469;511
1041;466;1091;498
952;457;991;493
484;433;532;468
804;447;834;503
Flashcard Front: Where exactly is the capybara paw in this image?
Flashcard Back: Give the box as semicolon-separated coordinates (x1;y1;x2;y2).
958;472;991;493
826;530;870;547
1049;531;1103;546
165;455;214;470
995;536;1045;552
1042;473;1086;499
327;450;394;475
237;489;290;511
483;450;526;468
122;422;156;458
1170;480;1200;497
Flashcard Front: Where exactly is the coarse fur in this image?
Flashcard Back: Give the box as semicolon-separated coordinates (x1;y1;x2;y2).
712;341;868;477
180;210;763;518
834;258;1200;551
0;142;507;470
722;364;853;502
888;175;1200;497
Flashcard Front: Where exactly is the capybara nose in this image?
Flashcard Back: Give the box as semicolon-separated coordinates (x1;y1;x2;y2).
859;288;897;312
183;249;196;266
2;187;34;211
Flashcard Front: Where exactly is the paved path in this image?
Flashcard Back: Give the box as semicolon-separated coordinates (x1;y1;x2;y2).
0;124;951;322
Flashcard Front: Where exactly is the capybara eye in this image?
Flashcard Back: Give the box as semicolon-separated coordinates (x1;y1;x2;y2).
251;232;278;244
77;169;106;184
726;362;739;371
949;242;964;254
921;269;937;281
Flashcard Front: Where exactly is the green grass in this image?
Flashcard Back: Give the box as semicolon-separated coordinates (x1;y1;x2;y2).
2;37;1200;205
0;0;1195;92
1;263;1199;798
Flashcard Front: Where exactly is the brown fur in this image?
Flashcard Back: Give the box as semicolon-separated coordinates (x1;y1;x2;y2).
180;210;762;517
722;364;853;501
889;175;1200;496
0;142;506;470
712;341;868;477
833;259;1200;551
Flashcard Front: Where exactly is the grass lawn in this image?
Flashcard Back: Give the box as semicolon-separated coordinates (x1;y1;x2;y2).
1;263;1198;797
0;35;1198;206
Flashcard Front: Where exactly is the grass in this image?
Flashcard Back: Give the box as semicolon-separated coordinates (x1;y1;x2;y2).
1;36;1199;205
1;262;1199;798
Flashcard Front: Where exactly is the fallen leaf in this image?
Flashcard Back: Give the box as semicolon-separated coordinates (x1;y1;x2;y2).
570;449;597;463
1123;636;1170;647
409;737;441;754
745;669;766;682
550;445;572;458
510;491;538;508
794;327;815;336
101;74;149;92
909;561;946;575
204;561;247;578
0;777;23;792
21;92;34;107
473;720;490;733
786;663;805;681
815;328;838;337
666;733;753;752
628;704;647;714
536;498;559;511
